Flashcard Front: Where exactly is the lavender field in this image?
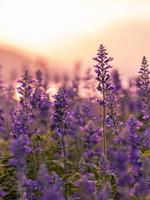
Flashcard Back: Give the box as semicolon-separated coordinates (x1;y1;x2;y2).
0;44;150;200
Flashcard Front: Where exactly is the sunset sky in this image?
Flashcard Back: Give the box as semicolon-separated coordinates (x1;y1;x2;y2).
0;0;150;79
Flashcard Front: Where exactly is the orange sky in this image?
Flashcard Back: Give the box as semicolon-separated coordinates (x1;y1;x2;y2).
0;0;150;79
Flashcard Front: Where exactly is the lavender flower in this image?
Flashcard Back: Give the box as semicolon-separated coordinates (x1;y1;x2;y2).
17;70;34;107
31;83;51;134
111;69;122;91
93;44;113;154
83;121;102;160
52;87;70;198
105;86;122;135
1;46;150;200
109;149;130;183
134;179;150;199
126;116;143;178
18;175;37;200
35;69;43;87
143;128;150;148
75;174;96;200
10;135;36;199
11;70;35;137
10;135;30;171
37;165;65;200
96;182;112;200
70;103;91;138
52;87;70;137
137;56;150;119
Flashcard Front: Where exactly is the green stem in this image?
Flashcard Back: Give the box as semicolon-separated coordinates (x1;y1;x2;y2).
61;132;68;200
102;91;106;155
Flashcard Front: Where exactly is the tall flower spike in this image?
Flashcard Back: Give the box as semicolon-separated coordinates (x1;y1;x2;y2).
52;87;70;198
105;86;121;135
93;44;113;154
11;70;35;137
37;165;65;200
93;44;113;95
126;116;143;179
31;77;51;134
137;56;150;119
17;70;34;106
52;87;70;137
111;69;122;91
35;69;43;87
9;135;36;199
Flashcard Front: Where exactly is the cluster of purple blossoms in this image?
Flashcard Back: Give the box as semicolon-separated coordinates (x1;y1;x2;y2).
83;121;102;160
93;44;113;97
126;116;142;176
0;44;150;200
75;174;96;200
9;135;36;199
111;69;122;91
52;87;70;137
11;70;35;138
36;165;65;200
93;44;113;155
137;56;150;119
31;78;51;134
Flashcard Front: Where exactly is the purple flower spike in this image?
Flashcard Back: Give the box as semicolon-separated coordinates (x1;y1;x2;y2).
137;56;150;119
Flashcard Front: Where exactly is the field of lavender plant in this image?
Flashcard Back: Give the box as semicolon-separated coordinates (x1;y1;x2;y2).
0;44;150;200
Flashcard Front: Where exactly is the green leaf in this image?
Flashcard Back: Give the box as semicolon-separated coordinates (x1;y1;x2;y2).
51;160;64;169
131;195;139;200
143;149;150;157
68;172;81;181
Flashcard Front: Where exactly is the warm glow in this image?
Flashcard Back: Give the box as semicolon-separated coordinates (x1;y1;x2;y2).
0;0;127;54
0;0;150;79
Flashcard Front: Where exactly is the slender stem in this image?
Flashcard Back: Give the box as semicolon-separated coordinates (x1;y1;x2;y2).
102;91;106;155
101;91;107;183
24;93;36;173
61;131;68;200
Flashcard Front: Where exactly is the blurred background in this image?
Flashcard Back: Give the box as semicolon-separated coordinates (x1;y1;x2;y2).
0;0;150;81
